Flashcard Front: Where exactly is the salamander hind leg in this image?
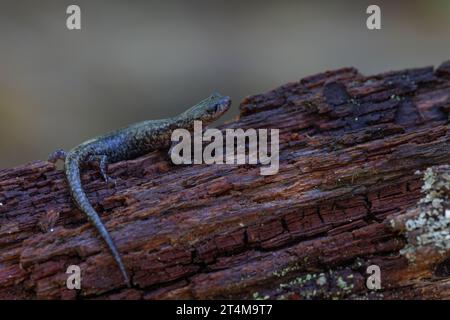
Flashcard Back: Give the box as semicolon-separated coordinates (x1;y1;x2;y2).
88;155;117;187
48;149;67;170
48;149;67;163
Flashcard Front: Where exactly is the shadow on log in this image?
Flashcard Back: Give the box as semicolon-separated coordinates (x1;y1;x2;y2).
0;61;449;299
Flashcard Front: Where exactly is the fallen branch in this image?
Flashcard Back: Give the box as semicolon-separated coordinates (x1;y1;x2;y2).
0;61;449;299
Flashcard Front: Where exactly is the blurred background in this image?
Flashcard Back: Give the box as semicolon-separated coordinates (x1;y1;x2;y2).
0;0;449;168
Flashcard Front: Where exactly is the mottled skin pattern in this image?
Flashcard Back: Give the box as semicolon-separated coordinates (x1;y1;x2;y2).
52;93;231;286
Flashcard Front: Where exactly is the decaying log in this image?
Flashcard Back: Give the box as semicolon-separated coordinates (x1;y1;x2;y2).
0;61;449;300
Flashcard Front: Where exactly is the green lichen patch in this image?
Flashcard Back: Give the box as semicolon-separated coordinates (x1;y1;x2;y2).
276;267;359;300
400;166;450;261
252;292;270;300
272;263;301;278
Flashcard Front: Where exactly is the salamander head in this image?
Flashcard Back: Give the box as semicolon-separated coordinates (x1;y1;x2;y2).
183;92;232;125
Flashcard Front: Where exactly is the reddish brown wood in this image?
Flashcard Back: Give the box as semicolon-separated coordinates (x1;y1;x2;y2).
0;61;449;299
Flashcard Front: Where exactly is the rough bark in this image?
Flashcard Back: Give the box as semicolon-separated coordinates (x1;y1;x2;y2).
0;61;449;300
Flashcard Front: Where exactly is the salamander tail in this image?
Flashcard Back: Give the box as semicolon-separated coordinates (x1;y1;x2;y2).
65;154;131;287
